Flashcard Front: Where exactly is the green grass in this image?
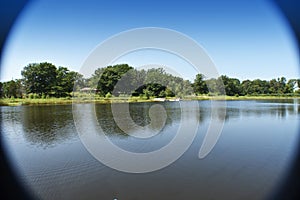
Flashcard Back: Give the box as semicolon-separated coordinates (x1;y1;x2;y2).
1;95;300;106
0;98;74;106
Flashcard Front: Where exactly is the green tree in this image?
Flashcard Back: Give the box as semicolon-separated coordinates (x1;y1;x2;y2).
73;73;86;91
165;88;175;97
96;64;133;96
205;78;220;95
132;69;147;88
192;74;208;95
181;80;193;96
52;67;82;97
240;80;252;95
0;82;3;98
88;67;105;88
21;62;57;96
285;79;299;94
269;77;287;94
219;75;241;96
245;79;269;95
144;68;168;86
2;80;22;98
133;83;167;98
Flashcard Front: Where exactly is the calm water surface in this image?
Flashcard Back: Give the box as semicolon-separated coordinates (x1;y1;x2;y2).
1;100;299;200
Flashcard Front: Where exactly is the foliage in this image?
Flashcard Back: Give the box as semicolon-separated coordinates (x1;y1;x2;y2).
96;64;133;96
1;62;300;99
220;75;241;96
91;65;193;98
201;77;224;95
132;83;167;99
192;74;208;95
20;62;82;97
105;92;112;98
21;62;57;95
193;73;300;96
1;80;23;98
52;67;82;97
0;82;2;97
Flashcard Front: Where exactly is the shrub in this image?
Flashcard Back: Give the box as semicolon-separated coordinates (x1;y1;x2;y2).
28;93;34;99
105;92;112;98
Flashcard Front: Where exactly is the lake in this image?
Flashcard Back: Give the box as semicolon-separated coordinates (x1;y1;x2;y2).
1;99;299;200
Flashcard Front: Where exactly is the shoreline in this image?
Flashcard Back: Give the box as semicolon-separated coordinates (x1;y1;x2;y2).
1;95;300;106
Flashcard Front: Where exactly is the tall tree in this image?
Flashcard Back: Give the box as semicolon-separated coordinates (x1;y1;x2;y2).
96;64;133;96
52;67;82;97
284;79;298;94
0;82;3;98
133;83;167;99
2;80;23;98
21;62;57;96
240;80;252;95
269;77;287;94
88;67;105;88
219;75;241;96
192;74;208;95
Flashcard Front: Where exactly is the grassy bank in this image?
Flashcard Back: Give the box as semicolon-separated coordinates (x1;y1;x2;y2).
0;96;158;106
0;98;74;106
0;96;299;106
183;95;300;101
1;95;299;106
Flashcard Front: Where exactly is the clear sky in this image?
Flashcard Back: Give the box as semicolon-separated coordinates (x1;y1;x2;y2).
0;0;299;82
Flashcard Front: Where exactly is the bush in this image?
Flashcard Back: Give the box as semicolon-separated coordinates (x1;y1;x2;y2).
33;93;39;99
105;92;112;98
28;93;34;99
165;88;175;97
158;90;166;98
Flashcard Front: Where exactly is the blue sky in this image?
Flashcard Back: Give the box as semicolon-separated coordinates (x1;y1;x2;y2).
0;0;299;82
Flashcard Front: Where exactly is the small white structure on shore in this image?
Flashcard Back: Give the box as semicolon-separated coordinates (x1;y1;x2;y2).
153;98;166;102
169;98;180;102
152;98;181;102
80;87;97;93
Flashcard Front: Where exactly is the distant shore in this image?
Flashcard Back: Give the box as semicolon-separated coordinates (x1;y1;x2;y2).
1;95;299;106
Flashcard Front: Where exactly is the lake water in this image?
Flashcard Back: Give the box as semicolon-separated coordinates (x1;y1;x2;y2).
1;100;299;200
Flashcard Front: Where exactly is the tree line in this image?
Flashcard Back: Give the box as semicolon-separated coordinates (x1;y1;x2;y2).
0;62;84;98
193;74;300;96
0;62;299;98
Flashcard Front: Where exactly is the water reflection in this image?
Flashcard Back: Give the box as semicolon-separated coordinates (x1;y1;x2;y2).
12;100;300;147
1;99;299;200
218;100;300;121
21;105;76;147
95;102;183;137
